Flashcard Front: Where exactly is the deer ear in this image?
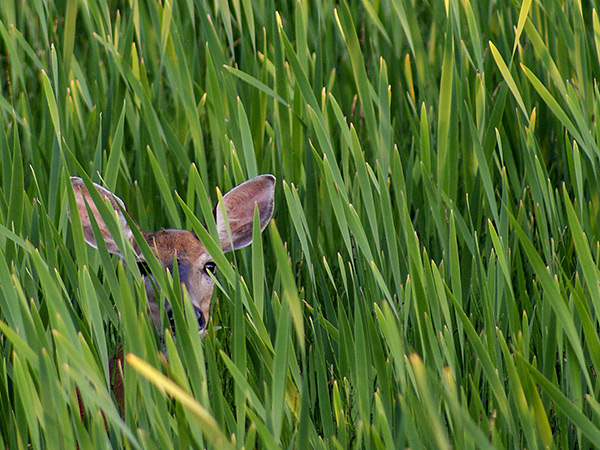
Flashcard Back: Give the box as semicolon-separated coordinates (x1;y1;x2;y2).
215;175;275;252
69;177;134;256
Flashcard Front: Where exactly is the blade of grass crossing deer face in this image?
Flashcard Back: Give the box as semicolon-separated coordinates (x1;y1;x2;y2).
69;175;275;333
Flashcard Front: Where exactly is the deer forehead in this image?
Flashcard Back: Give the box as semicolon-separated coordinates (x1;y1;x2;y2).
146;229;210;265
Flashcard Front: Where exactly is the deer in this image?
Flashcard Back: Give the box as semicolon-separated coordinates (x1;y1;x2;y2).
69;174;275;413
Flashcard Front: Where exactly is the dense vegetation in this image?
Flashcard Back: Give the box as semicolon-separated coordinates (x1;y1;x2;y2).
1;0;600;448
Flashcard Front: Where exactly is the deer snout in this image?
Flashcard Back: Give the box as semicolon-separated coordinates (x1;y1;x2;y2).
166;306;206;331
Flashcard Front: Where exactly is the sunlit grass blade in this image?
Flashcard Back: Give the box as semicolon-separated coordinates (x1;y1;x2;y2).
223;65;290;109
436;27;454;195
104;99;126;190
517;352;600;445
269;222;304;354
489;42;527;118
127;354;235;450
335;1;379;152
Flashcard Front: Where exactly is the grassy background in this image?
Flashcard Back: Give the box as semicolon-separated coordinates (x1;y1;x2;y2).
1;0;600;448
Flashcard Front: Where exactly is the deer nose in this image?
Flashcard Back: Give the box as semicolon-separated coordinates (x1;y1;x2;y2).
166;308;206;331
167;309;175;330
195;308;206;330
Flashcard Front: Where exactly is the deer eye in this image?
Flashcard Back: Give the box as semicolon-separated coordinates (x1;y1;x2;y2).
137;260;151;276
204;261;216;275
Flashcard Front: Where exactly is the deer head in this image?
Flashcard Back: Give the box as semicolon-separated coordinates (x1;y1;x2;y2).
69;175;275;332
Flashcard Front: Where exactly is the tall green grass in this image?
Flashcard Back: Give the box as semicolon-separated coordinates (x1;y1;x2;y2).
1;0;600;448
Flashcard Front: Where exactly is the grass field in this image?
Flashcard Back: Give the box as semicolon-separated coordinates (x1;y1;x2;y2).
1;0;600;448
